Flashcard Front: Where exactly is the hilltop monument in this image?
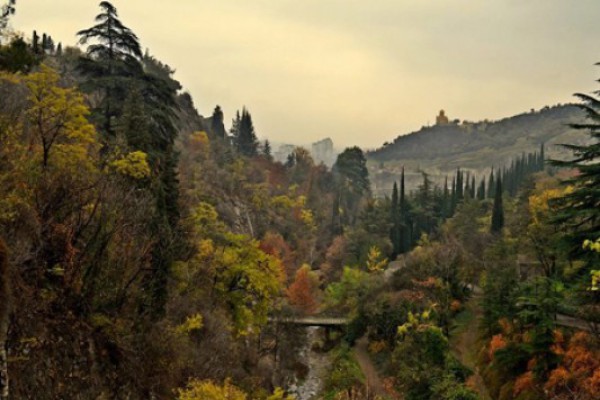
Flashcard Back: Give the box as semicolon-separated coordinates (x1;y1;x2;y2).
436;110;449;125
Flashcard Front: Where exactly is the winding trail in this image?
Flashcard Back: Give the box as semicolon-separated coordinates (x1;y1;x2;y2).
353;336;386;399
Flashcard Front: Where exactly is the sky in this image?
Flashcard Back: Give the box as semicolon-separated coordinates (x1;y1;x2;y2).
10;0;600;149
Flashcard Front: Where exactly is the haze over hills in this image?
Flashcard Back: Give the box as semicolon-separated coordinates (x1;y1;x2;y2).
367;105;590;196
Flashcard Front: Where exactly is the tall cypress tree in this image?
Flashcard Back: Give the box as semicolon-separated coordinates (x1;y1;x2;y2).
390;181;400;257
399;167;411;253
487;168;495;199
210;105;226;139
477;178;486;200
491;177;504;234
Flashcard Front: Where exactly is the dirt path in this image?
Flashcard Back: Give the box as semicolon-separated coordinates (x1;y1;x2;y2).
353;336;387;399
449;295;492;400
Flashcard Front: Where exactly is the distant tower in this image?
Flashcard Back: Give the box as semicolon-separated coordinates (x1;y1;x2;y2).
436;110;449;125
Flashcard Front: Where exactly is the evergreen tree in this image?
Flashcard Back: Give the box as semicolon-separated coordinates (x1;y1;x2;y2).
491;177;504;234
230;110;241;143
236;108;259;156
470;175;476;199
550;79;600;247
390;181;400;257
456;168;464;200
487;168;495;199
450;176;457;215
441;176;450;219
77;1;143;137
262;139;272;160
32;30;39;54
210;105;226;139
476;178;486;200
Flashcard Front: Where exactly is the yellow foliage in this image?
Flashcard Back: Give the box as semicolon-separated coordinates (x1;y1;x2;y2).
528;186;572;224
23;64;98;173
177;378;247;400
175;314;204;335
108;151;151;179
266;387;295;400
366;246;387;273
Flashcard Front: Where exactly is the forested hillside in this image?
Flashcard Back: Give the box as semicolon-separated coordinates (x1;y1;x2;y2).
0;2;598;400
367;105;590;196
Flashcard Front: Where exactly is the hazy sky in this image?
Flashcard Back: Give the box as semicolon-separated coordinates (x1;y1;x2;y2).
10;1;600;148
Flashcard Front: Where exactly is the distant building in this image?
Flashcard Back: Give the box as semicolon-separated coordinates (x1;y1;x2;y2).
436;110;450;125
274;144;296;163
311;138;336;167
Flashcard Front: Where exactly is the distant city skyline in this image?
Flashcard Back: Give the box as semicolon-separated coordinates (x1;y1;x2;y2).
11;0;600;148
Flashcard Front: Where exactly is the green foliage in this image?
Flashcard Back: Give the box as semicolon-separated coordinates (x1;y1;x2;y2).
550;74;600;249
324;345;364;397
491;178;504;233
0;36;38;73
333;147;370;228
231;107;259;157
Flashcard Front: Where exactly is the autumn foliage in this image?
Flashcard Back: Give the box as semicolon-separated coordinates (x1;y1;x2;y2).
286;264;319;315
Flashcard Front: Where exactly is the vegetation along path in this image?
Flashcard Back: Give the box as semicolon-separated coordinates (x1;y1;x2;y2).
353;336;387;399
449;294;492;400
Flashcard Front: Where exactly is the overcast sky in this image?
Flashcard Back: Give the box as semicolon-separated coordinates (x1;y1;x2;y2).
10;1;600;148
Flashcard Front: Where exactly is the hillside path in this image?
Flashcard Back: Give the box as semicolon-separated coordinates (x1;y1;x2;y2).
353;336;387;399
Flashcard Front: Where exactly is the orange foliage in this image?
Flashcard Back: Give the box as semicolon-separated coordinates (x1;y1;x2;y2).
488;334;507;360
450;299;462;312
544;331;600;399
286;265;319;315
513;371;534;397
498;318;513;336
260;232;295;279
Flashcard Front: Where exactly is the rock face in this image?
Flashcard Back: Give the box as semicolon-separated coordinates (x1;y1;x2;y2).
311;138;335;167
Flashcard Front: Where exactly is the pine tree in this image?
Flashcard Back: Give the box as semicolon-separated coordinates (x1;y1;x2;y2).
236;108;259;156
262;139;272;160
550;79;600;246
491;177;504;234
77;1;143;137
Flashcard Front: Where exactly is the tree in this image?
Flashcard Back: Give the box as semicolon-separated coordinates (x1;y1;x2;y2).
24;65;97;169
262;139;272;160
491;177;504;233
77;1;143;136
550;71;600;248
210;105;226;139
286;264;319;314
333;147;370;227
487;168;495;199
233;108;258;156
390;181;400;257
0;0;15;33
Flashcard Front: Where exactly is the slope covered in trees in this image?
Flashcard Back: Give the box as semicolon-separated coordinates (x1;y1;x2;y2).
0;2;598;400
368;105;590;195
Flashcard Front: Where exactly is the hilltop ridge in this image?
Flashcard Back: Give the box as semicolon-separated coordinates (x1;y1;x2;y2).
367;105;589;194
